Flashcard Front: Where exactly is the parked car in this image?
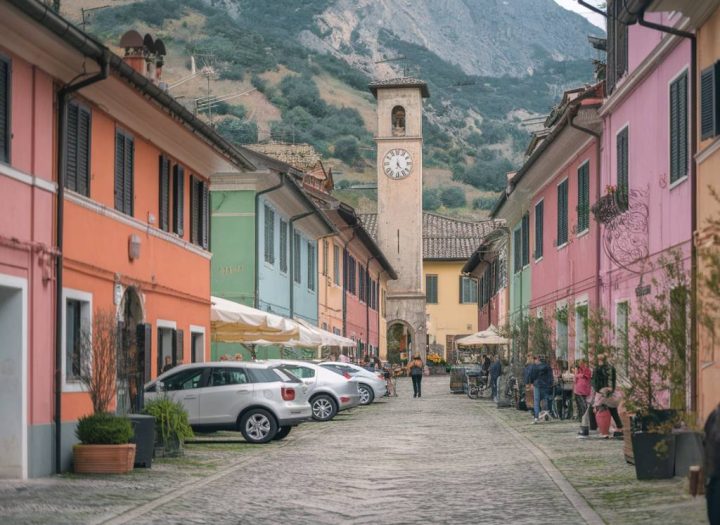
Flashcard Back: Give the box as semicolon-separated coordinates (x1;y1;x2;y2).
144;362;311;444
318;362;387;405
263;360;360;422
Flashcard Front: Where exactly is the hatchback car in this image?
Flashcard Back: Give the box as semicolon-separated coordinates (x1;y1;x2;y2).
319;362;387;405
144;362;311;444
263;360;360;422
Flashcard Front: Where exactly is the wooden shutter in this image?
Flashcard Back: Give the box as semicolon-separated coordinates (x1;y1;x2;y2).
670;72;688;184
123;135;134;215
578;163;589;232
201;181;209;249
136;323;152;383
65;102;79;192
701;63;720;140
173;164;184;236
458;275;463;303
535;201;543;259
513;228;521;273
521;213;529;267
617;127;629;210
557;180;568;245
190;176;199;244
158;156;170;231
0;57;9;163
77;106;91;196
114;131;125;211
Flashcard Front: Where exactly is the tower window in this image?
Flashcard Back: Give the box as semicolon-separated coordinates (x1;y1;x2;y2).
392;106;406;136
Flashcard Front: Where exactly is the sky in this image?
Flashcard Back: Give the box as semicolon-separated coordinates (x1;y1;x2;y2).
553;0;606;30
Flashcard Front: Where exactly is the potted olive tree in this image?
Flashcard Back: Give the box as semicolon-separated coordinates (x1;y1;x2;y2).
73;309;136;474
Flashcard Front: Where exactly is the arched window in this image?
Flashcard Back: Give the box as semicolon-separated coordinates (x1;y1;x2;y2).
391;106;406;136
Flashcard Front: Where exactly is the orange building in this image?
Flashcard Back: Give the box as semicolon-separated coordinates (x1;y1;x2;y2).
1;1;254;475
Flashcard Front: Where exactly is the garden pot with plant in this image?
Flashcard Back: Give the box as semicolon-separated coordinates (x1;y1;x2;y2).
73;412;135;474
143;397;194;458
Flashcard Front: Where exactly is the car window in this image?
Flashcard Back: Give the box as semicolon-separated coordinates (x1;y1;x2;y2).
164;369;205;391
281;365;315;379
268;367;301;383
321;364;346;376
209;368;249;386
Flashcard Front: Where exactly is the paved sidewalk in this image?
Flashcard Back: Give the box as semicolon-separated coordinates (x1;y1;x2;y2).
0;376;708;524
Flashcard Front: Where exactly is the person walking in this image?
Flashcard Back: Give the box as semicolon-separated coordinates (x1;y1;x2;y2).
408;354;424;398
705;402;720;525
529;355;554;423
592;353;623;437
489;355;502;401
573;359;592;422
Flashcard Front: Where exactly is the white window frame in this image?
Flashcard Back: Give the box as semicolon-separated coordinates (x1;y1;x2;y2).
189;325;206;363
61;288;93;393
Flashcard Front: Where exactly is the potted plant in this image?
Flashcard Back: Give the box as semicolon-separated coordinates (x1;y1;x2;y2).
74;412;135;474
143;397;194;457
73;309;136;473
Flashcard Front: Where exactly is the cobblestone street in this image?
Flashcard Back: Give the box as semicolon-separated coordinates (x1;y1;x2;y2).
0;376;707;525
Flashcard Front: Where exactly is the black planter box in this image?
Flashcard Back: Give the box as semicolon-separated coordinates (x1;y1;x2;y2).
632;433;676;480
129;414;155;468
674;431;704;478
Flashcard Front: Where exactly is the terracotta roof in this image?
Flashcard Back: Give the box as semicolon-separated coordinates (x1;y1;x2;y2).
368;77;430;98
359;212;500;260
245;143;322;172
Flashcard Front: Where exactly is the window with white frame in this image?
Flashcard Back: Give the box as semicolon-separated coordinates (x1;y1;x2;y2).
62;289;92;391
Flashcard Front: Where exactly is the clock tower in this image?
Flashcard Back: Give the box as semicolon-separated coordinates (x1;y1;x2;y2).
369;78;430;360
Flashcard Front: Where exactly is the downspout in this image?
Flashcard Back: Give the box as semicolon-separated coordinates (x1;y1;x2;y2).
342;229;358;337
377;269;385;357
570;106;602;312
289;210;316;319
366;255;376;355
55;56;110;474
254;174;285;308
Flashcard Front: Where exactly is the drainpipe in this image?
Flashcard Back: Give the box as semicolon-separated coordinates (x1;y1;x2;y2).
54;57;110;475
342;229;358;337
254;174;285;308
288;210;316;319
570;106;602;312
365;256;376;355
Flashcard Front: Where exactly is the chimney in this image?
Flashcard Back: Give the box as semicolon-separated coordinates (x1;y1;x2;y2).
119;30;146;76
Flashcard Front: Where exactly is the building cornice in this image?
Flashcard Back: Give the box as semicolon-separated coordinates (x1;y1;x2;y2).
0;162;57;193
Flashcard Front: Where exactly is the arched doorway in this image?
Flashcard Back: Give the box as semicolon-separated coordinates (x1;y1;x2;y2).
117;287;144;415
386;320;414;365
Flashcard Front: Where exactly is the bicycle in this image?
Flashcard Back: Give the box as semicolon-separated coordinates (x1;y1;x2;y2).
383;367;398;397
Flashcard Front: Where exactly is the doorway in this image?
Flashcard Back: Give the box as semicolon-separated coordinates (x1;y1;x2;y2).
0;276;27;479
117;287;143;415
387;321;413;364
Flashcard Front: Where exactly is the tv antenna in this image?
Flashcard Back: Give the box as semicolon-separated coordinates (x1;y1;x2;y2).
374;55;410;77
81;5;110;31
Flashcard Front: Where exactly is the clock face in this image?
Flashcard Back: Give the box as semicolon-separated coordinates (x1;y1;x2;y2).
383;148;413;180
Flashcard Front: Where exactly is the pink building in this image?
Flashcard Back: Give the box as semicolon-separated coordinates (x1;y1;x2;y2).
600;5;692;396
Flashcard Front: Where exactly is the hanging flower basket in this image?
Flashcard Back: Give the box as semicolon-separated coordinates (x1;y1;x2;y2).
591;186;626;224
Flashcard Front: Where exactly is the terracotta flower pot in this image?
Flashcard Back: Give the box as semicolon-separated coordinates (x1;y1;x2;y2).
595;408;612;436
73;444;136;474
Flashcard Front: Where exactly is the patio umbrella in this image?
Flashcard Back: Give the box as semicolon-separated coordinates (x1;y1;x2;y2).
210;296;300;344
295;318;356;348
455;325;510;347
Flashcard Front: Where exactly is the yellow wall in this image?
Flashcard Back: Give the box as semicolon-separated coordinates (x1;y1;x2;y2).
317;236;344;356
696;5;720;422
424;260;478;359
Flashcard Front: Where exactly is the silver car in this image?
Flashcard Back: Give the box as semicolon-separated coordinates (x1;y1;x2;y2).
144;362;311;444
264;360;360;422
319;362;387;405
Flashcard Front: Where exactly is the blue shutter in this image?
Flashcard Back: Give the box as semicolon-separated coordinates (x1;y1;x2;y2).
557;180;568;245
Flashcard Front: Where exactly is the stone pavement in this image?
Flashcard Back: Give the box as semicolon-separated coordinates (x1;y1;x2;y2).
0;376;708;524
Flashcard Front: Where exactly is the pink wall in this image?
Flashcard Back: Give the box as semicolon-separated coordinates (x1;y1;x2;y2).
0;49;56;427
344;240;381;354
628;12;684;74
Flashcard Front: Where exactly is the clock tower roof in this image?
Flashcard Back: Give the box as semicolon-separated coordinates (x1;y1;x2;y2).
368;77;430;99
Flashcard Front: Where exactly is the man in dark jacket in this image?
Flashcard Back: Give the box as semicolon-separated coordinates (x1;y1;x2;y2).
529;355;554;423
706;403;720;525
489;355;502;401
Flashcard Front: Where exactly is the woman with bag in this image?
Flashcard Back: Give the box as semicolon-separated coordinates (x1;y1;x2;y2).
407;355;424;398
592;353;623;437
573;359;592;421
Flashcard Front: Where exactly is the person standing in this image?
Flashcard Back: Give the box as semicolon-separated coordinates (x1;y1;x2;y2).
592;353;623;436
489;355;502;401
408;355;424;398
161;355;174;373
530;355;554;423
705;403;720;525
573;359;592;422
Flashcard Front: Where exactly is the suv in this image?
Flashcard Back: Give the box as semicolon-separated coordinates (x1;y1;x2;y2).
144;362;311;444
263;360;360;422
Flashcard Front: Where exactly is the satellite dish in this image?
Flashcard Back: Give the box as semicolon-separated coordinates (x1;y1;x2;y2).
119;30;143;49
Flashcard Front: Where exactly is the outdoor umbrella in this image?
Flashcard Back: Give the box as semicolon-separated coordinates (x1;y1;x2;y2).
295;318;356;348
455;325;510;347
210;296;300;344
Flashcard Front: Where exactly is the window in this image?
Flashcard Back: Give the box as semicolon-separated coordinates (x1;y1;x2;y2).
293;232;302;283
616;127;629;210
670;71;688;184
333;245;340;285
264;205;275;265
0;55;9;163
158;156;170;231
191;329;204;363
391;105;406;136
557;179;568;246
575;303;588;360
280;365;315;379
521;212;530;267
279;220;288;273
307;241;316;291
459;276;478;304
556;306;568;360
359;264;366;302
347;255;356;294
163;368;205;391
700;61;720;140
426;274;438;304
65;100;91;196
322;240;328;276
172;164;184;235
65;299;86;381
114;130;134;215
606;0;628;94
210;368;249;386
158;325;183;373
616;301;629;377
190;176;209;249
577;162;590;233
513;228;522;273
535;200;544;260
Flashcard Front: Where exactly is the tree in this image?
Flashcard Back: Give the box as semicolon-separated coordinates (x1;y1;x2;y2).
440;187;466;208
423;188;441;211
216;118;259;145
333;135;360;164
78;309;120;414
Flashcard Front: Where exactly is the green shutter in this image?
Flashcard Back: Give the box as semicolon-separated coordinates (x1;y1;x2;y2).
77;106;91;197
158;156;170;231
114;131;125;211
578;163;589;232
65;102;79;192
557;180;568;245
0;57;9;163
701;63;720;140
670;72;688;184
617;127;629;210
123;135;134;216
535;201;543;259
173;164;184;234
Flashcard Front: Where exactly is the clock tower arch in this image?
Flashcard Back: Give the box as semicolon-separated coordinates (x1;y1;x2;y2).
369;78;430;360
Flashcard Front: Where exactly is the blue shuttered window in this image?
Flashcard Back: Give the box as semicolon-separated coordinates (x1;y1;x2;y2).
577;162;590;233
459;276;478;304
557;179;568;246
670;71;688;184
535;200;544;260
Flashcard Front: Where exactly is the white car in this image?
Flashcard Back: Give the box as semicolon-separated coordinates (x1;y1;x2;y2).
318;362;387;405
144;362;311;444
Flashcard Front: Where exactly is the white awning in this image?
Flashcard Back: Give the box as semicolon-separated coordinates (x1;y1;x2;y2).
211;296;299;344
455;325;510;347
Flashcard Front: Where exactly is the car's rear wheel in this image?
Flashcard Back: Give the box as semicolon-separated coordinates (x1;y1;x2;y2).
273;426;292;440
238;409;278;444
311;394;337;421
358;384;374;405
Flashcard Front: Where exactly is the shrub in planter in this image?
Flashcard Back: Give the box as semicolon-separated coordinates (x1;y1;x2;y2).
74;412;135;474
143;397;194;457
